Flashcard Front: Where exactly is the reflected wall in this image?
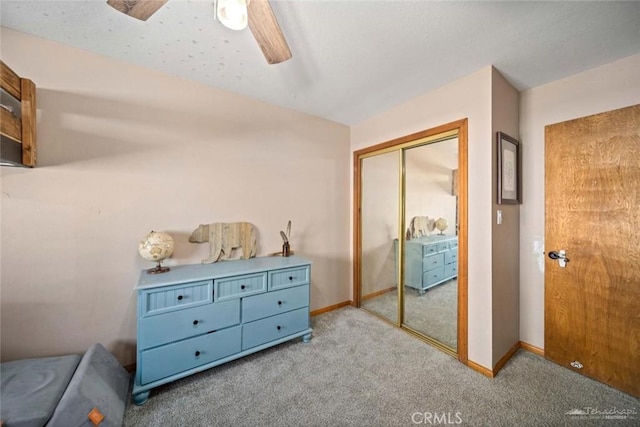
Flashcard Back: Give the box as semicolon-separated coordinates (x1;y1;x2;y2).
360;151;399;324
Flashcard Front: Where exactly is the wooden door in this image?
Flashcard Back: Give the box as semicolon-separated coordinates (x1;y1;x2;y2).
545;104;640;397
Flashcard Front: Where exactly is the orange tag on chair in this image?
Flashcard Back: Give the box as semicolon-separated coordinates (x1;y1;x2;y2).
88;407;105;425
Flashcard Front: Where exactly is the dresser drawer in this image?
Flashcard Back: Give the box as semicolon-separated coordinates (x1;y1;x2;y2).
142;280;213;317
436;242;449;252
140;325;241;385
242;307;309;350
423;244;438;256
269;266;310;290
139;299;240;350
423;253;444;272
423;267;445;287
448;238;458;249
242;285;309;323
445;262;458;279
214;272;267;301
445;248;458;264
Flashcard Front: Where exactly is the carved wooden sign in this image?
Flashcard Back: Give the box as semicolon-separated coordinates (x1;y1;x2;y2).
189;222;257;263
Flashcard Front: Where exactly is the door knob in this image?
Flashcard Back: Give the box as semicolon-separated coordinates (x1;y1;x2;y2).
548;250;569;268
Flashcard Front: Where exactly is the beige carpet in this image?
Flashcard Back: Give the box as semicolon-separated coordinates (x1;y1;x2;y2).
124;306;639;426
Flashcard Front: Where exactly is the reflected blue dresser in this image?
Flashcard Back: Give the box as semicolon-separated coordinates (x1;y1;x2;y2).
396;235;458;294
132;256;312;405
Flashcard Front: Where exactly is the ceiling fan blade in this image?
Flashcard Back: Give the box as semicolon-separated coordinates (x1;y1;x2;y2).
106;0;168;21
247;0;292;64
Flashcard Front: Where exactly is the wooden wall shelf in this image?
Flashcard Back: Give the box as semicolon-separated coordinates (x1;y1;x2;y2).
1;60;36;167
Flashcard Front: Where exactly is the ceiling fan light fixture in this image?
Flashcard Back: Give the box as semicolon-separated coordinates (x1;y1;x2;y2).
217;0;249;31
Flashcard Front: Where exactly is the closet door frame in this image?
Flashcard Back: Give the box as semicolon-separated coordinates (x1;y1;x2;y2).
353;118;468;364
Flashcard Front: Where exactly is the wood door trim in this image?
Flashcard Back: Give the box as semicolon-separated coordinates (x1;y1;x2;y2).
456;119;469;364
352;146;363;308
353;118;469;364
353;119;467;157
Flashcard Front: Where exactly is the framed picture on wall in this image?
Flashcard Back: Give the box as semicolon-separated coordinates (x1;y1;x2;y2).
497;132;521;204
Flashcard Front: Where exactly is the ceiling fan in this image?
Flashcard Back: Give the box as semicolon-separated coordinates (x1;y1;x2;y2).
106;0;292;64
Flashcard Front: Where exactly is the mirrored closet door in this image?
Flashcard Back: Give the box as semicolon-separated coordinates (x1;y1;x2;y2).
402;139;459;351
354;120;467;359
359;150;400;325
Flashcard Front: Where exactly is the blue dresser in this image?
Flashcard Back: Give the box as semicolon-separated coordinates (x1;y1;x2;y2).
132;256;312;405
396;235;458;294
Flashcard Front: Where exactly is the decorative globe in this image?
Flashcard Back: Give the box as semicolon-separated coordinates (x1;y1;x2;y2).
435;218;448;235
139;231;175;274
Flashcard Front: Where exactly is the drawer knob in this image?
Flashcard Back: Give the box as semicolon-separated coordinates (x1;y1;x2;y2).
277;325;281;331
288;276;293;281
240;285;246;290
278;300;283;306
195;351;201;357
177;295;184;301
193;320;199;325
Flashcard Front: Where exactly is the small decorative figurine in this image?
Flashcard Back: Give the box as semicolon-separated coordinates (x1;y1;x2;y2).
279;220;292;257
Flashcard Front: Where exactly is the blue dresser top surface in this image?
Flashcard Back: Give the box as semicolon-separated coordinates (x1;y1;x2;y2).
136;255;312;290
407;235;457;245
397;235;457;246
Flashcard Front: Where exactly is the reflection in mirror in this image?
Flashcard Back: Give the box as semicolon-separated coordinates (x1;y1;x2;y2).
360;151;399;324
403;138;458;349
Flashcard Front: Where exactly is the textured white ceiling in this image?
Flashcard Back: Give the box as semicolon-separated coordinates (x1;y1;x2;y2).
2;0;639;125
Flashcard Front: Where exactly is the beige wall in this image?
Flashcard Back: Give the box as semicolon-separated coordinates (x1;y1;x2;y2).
0;28;351;365
352;67;495;369
405;139;458;232
490;68;520;367
518;53;640;349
